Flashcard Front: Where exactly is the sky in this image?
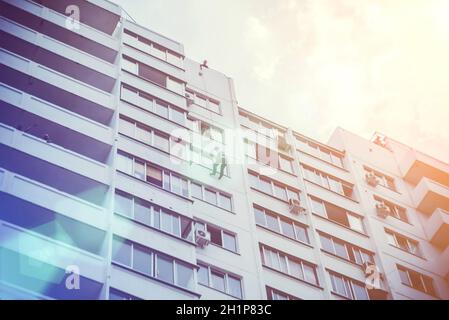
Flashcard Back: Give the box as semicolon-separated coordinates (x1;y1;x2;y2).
111;0;449;161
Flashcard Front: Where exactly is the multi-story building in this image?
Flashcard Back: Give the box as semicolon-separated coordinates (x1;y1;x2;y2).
0;0;448;300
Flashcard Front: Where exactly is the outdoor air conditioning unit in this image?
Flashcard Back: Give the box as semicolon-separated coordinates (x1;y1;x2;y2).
277;135;291;152
195;228;211;248
288;198;302;215
375;203;390;219
365;172;379;187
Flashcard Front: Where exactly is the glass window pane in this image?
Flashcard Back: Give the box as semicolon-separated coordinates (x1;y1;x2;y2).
114;192;133;217
223;232;237;252
211;270;226;292
170;107;185;125
197;264;209;286
134;200;151;225
259;178;272;194
112;237;132;266
176;262;194;289
154;132;169;153
311;198;326;215
228;276;242;299
348;214;364;233
205;189;218;205
266;213;280;233
155;101;169;118
254;207;266;226
134;160;145;180
288;260;304;280
156;255;174;284
161;210;173;234
331;274;346;296
294;225;309;243
167;78;184;95
353;283;369;300
279;156;293;173
398;267;411;286
172;215;180;237
328;177;344;194
273;184;288;201
153;207;160;229
119;118;135;137
191;182;203;199
117;153;133;175
171;175;181;195
208;100;220;114
280;219;295;239
248;172;259;188
209;226;223;246
320;234;334;253
334;241;348;259
303;264;317;285
287;189;300;201
146;165;163;187
132;244;152;275
135;125;151;144
219;193;232;211
180;218;193;241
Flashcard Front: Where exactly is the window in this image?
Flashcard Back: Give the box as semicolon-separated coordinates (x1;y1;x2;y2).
295;135;345;168
279;155;294;173
133;243;152;275
117;152;133;175
246;142;294;173
112;236;132;267
266;287;299;300
122;56;138;73
120;84;187;125
197;222;238;253
114;191;194;242
319;233;374;265
197;263;243;298
254;206;309;244
248;171;301;202
329;271;369;300
192;183;233;211
156;255;174;284
176;262;194;290
310;196;365;233
302;165;354;199
397;265;436;296
186;89;222;114
374;196;409;223
115;192;133;218
260;244;318;286
364;167;397;191
109;288;141;300
138;62;166;87
385;229;421;256
153;132;170;153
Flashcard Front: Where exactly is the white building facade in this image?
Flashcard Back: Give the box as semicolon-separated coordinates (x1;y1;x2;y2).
0;0;448;300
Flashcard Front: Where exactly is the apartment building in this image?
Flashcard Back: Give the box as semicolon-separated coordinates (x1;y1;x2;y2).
0;0;448;300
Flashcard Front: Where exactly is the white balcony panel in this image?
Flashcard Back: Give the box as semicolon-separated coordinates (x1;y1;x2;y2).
3;0;119;52
0;84;113;145
0;168;106;230
0;222;105;283
425;208;449;248
412;177;449;215
0;17;117;80
0;124;110;185
0;49;115;110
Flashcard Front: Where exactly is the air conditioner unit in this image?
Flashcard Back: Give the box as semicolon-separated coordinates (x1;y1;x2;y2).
365;172;379;187
195;228;211;248
277;136;291;152
375;203;390;219
288;198;302;215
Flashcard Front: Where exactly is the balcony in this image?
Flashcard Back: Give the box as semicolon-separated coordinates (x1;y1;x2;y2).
400;148;449;187
33;0;121;35
0;48;115;125
412;177;449;215
0;83;113;163
0;123;110;206
0;222;104;299
0;16;117;92
425;209;449;249
1;0;119;63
